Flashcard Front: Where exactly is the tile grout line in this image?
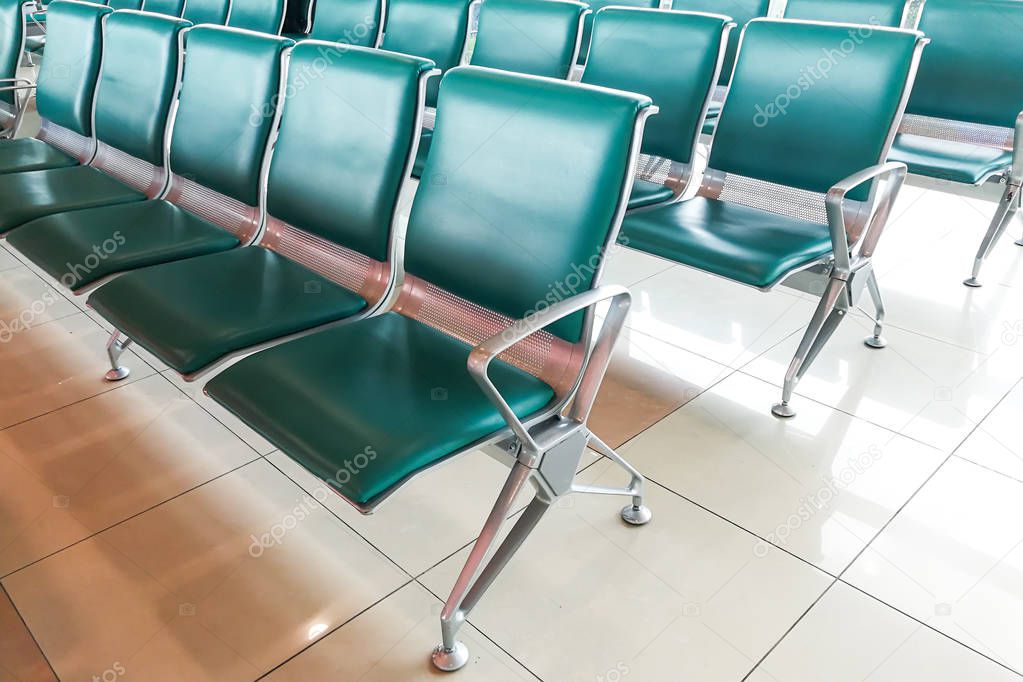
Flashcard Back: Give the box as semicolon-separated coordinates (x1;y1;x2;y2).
0;582;60;681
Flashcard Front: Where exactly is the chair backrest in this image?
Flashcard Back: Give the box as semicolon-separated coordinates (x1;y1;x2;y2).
106;0;142;9
582;8;730;167
35;1;112;137
782;0;908;28
381;0;471;107
0;1;30;108
905;0;1023;130
142;0;187;16
168;27;292;208
672;0;769;84
405;67;652;343
709;19;924;201
470;0;586;80
89;11;189;194
228;0;287;33
265;42;433;267
306;0;383;44
578;0;657;65
182;0;230;23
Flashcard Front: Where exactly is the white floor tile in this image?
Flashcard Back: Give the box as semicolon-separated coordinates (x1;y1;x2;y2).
955;379;1023;482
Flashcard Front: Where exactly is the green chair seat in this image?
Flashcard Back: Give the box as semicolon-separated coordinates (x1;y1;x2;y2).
412;128;432;178
888;134;1012;185
620;196;833;288
0;165;144;235
628;178;675;210
0;138;77;174
88;246;368;375
5;200;239;291
206;311;556;505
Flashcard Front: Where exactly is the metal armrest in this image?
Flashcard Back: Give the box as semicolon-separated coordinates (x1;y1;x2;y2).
825;161;908;275
468;284;631;459
1008;110;1023;185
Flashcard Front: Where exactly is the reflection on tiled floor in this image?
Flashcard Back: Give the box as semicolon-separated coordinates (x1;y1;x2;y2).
3;170;1023;682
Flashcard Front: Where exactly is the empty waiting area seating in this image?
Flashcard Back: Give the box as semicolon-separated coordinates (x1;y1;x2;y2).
227;0;287;34
887;0;1023;286
781;0;912;27
621;19;926;416
84;42;434;378
576;0;658;65
5;21;289;300
204;65;656;670
298;0;383;43
581;7;732;209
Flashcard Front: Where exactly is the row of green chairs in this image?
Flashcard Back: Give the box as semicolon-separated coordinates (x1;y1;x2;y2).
0;4;658;669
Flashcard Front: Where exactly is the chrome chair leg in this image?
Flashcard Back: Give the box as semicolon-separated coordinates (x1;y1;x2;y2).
580;433;652;526
863;270;887;349
104;330;133;381
1016;187;1023;247
773;276;848;418
965;180;1020;287
433;462;545;672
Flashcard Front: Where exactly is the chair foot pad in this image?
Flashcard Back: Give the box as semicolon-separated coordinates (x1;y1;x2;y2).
864;335;887;349
432;642;469;672
963;277;983;288
621;504;652;526
104;367;131;382
771;402;796;418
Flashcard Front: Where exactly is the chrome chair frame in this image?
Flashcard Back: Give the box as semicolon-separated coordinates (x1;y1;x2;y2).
0;2;36;138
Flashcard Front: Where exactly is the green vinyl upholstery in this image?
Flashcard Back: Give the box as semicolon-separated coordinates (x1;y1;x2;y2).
86;45;432;373
0;138;77;174
470;0;587;79
306;0;382;43
107;0;142;9
889;135;1011;185
582;8;731;208
7;24;284;283
34;1;110;137
182;0;230;24
672;0;768;85
577;0;657;65
782;0;906;26
143;0;187;16
381;0;470;107
710;20;919;201
170;27;292;207
624;197;834;287
888;0;1023;183
0;0;30;107
207;66;651;506
227;0;287;34
622;20;922;285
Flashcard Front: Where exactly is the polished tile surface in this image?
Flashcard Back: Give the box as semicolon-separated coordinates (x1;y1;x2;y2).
3;158;1023;681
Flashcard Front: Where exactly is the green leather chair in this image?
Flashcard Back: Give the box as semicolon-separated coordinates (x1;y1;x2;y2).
6;25;289;350
227;0;287;33
622;19;926;417
181;0;230;23
106;0;141;8
206;66;656;671
887;0;1023;287
576;0;658;65
673;0;769;133
298;0;383;44
0;10;192;239
581;7;732;210
85;43;434;381
381;0;472;176
413;0;587;177
0;0;33;138
0;0;108;174
142;0;187;16
781;0;912;27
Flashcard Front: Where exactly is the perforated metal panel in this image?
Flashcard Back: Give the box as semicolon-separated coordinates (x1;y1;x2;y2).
91;142;164;198
260;217;391;306
422;106;436;130
37;119;94;163
899;113;1013;150
700;169;830;225
394;274;585;397
164;173;261;242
